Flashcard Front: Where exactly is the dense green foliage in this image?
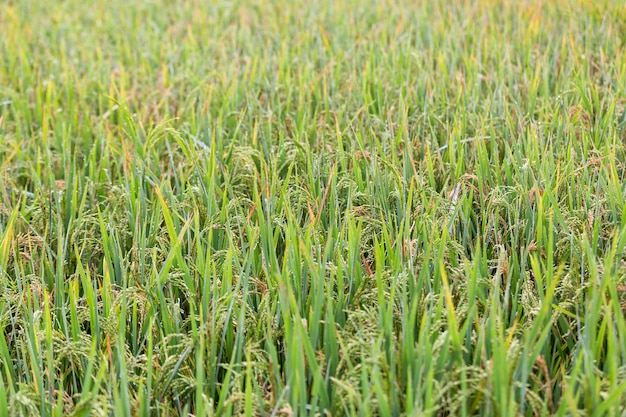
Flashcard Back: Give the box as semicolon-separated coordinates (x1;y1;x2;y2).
1;0;626;415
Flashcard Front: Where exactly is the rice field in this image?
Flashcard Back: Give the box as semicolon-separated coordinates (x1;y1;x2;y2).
1;0;626;415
